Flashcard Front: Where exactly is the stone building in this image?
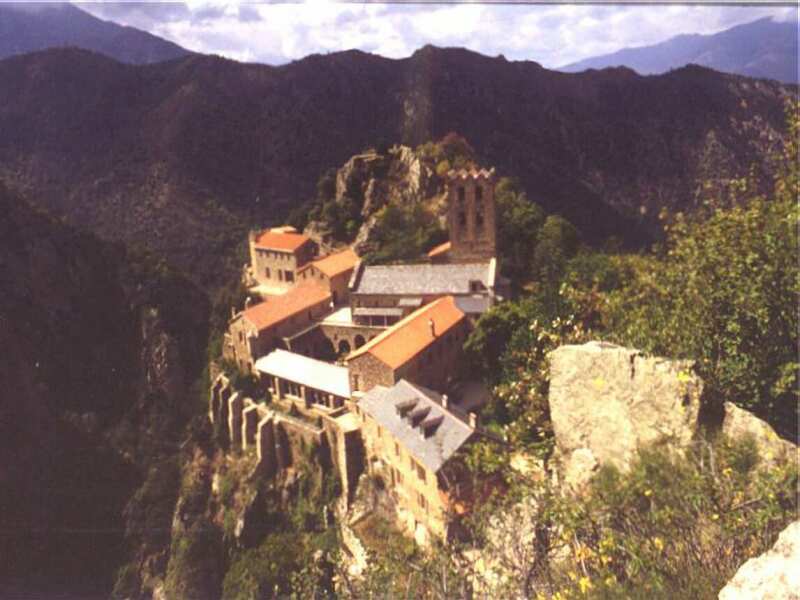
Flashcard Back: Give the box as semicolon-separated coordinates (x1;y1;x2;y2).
224;283;332;373
348;259;499;326
446;168;497;263
247;226;317;296
297;247;359;306
346;296;469;394
354;379;478;543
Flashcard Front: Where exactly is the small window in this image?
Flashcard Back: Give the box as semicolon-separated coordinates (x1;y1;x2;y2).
476;185;483;205
417;463;426;482
395;442;400;457
278;270;284;281
285;270;294;283
457;186;465;205
265;267;271;278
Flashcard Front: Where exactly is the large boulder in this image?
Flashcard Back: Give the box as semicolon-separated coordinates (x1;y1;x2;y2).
548;341;703;489
721;402;798;466
718;520;800;600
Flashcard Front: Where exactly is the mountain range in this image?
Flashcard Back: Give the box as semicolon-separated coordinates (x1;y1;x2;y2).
0;2;191;64
0;45;792;287
562;17;798;84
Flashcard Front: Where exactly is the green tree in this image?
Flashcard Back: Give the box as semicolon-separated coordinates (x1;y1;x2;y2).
495;177;546;282
607;106;799;436
364;203;446;264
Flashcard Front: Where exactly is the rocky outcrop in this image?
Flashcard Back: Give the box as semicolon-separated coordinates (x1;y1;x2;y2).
307;144;444;254
335;146;438;214
718;520;800;600
721;402;798;466
548;341;703;489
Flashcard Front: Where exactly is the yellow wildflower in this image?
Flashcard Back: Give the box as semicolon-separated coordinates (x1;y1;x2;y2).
644;488;653;497
579;576;592;594
653;537;664;551
711;513;719;521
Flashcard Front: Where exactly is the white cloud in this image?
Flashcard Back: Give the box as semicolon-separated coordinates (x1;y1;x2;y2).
77;1;794;68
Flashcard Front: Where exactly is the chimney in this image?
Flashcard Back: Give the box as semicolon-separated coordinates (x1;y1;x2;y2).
441;394;448;410
428;318;436;338
469;412;479;429
244;296;253;309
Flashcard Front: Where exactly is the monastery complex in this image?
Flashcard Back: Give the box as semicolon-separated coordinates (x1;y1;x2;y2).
217;168;504;544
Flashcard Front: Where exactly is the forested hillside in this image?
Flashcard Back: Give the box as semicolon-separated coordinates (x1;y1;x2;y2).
0;182;209;597
0;46;792;287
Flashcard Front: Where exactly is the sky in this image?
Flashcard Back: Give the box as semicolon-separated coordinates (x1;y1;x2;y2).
76;1;798;68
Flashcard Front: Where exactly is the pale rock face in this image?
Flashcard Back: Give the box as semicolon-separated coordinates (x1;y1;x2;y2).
718;520;800;600
548;341;703;489
721;402;798;466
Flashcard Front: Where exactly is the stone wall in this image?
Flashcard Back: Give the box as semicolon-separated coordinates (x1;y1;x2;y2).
210;374;348;482
348;352;395;394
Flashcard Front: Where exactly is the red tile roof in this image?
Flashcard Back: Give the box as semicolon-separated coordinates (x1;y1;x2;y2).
427;241;451;258
310;248;359;278
346;296;465;370
254;229;312;252
242;283;331;332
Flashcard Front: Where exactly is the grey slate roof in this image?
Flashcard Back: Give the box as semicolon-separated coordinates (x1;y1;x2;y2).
359;380;475;473
351;262;492;296
454;295;492;315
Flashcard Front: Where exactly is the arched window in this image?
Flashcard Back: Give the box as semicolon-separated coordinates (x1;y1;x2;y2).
338;340;351;355
354;335;366;349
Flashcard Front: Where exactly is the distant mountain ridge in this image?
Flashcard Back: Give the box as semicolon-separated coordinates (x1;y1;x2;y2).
561;17;798;84
0;2;191;64
0;46;792;289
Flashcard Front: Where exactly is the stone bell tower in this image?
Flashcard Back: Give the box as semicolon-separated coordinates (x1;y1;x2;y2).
446;168;497;263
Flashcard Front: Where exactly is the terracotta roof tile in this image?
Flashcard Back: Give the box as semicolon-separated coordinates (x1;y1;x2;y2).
242;283;331;331
310;248;359;278
346;296;465;370
254;229;312;252
427;241;451;258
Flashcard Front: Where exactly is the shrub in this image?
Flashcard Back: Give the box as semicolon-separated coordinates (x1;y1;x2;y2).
222;533;306;599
